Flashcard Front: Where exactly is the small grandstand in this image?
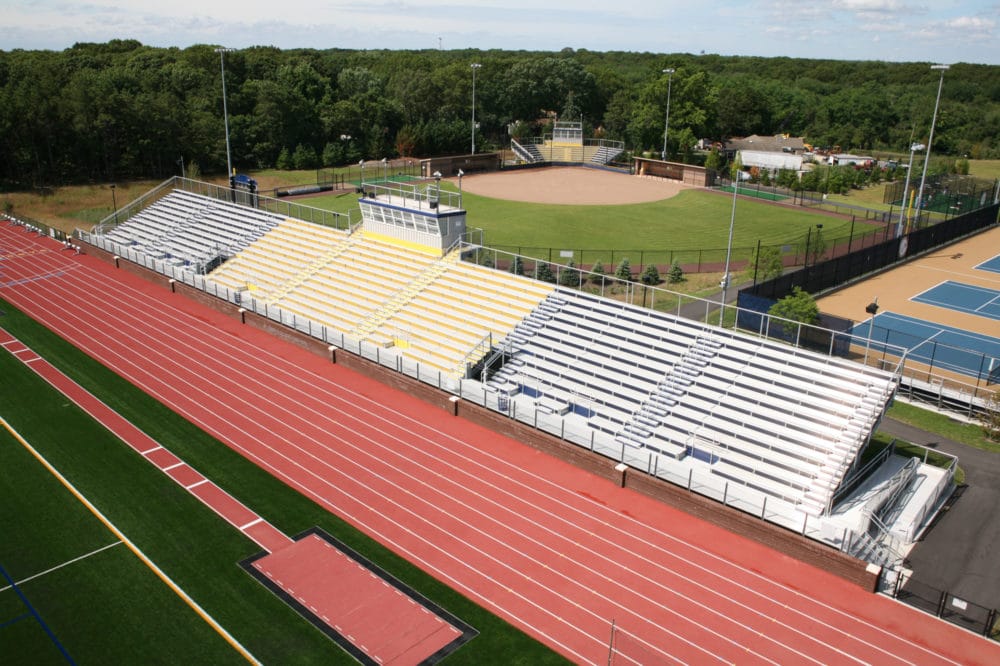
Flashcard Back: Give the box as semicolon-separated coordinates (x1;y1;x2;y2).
511;121;624;166
78;175;949;570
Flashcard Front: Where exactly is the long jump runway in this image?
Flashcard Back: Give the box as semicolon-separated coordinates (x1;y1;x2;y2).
1;223;997;665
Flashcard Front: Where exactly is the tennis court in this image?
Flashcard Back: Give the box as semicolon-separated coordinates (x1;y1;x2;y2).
975;255;1000;274
852;311;1000;379
911;281;1000;321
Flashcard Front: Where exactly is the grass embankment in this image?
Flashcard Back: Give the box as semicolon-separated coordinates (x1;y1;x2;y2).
887;402;1000;454
0;299;566;665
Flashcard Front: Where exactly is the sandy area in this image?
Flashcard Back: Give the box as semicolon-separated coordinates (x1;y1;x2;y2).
457;166;691;205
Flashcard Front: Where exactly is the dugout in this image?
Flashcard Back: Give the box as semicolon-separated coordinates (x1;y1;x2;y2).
421;153;501;178
634;157;714;187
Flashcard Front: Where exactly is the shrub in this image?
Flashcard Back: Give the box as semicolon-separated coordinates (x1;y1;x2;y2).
536;262;556;283
640;263;661;286
559;260;582;287
667;260;684;284
614;257;632;282
589;260;606;285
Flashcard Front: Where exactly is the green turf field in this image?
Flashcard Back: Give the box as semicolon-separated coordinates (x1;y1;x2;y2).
0;423;247;664
0;300;567;665
304;180;876;270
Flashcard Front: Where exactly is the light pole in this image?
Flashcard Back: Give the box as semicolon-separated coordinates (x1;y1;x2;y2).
215;47;235;178
864;298;879;366
457;169;464;208
110;184;118;225
895;142;925;237
914;64;949;228
471;63;481;155
719;173;738;326
661;68;675;161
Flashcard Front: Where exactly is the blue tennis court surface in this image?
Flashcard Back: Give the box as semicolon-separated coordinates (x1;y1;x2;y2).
975;255;1000;274
911;281;1000;321
851;311;1000;379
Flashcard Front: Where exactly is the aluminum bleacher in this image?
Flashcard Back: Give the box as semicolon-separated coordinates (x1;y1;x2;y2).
365;257;555;375
486;287;897;516
208;218;349;298
268;234;437;337
590;144;624;165
104;191;282;270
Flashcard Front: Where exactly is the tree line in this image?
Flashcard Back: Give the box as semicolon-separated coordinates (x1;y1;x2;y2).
1;40;997;187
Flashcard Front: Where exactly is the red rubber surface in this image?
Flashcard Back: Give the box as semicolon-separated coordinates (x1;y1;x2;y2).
2;223;998;665
253;533;461;665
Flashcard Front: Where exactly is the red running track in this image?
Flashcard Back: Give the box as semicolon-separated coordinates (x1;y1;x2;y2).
1;312;463;666
0;327;291;555
2;223;998;665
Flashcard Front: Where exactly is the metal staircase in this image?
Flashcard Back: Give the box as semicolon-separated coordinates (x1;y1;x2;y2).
347;248;460;340
265;232;359;304
614;336;721;452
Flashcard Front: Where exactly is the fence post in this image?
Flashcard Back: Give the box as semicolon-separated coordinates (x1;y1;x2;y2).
984;609;997;637
936;591;948;618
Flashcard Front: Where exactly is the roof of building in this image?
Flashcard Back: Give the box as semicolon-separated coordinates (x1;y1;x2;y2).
726;135;806;154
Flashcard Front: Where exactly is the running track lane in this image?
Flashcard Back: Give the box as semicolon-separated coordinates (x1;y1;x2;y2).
0;327;291;554
2;223;998;665
0;327;464;666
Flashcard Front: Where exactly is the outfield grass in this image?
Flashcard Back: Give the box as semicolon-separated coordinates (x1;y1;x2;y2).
308;183;858;267
0;298;566;664
968;159;1000;181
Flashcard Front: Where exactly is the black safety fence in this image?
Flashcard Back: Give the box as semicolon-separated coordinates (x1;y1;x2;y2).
882;568;999;639
746;203;999;302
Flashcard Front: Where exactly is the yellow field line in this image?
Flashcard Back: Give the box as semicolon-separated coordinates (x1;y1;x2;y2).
0;416;260;665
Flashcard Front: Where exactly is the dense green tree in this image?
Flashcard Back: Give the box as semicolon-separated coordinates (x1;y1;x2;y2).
1;43;998;187
768;286;819;325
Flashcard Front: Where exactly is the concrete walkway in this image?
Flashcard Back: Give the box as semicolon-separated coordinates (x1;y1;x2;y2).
878;417;1000;611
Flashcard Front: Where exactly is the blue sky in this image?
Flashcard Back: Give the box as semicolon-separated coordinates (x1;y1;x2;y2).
4;1;997;64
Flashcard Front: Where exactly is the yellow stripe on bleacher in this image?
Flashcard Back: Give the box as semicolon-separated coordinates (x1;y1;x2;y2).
360;231;442;257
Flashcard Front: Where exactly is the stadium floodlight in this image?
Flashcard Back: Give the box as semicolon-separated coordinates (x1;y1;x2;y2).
864;298;879;365
661;68;675;161
471;63;482;155
895;143;926;238
214;47;236;178
914;64;950;228
719;174;737;326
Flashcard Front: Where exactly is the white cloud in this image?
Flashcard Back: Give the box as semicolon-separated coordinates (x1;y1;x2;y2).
833;0;905;10
2;0;996;63
944;15;996;31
